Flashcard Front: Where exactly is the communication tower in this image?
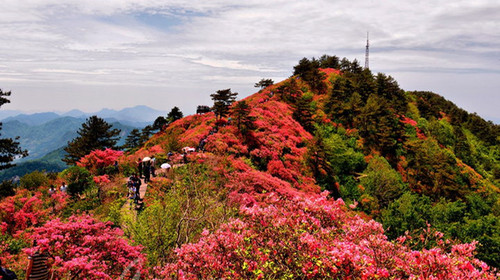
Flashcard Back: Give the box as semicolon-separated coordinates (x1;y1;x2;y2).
365;32;369;69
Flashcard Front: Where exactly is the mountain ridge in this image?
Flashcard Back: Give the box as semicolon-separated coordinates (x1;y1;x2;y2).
1;105;167;127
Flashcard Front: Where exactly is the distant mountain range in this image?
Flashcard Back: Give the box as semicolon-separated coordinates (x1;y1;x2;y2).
1;117;136;161
0;105;167;181
1;105;168;128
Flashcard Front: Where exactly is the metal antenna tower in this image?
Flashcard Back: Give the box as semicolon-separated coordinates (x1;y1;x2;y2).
365;31;369;69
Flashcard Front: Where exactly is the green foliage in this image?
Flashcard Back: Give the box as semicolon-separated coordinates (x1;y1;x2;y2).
381;191;500;267
460;214;500;267
318;54;340;69
123;128;142;151
360;155;406;208
292;93;315;133
63;186;101;216
104;197;127;226
127;163;236;267
166;106;184;125
152;106;184;132
19;170;49;190
325;76;358;126
120;161;136;177
153;116;168;131
381;192;432;239
374;73;407;114
140;125;155;148
404;138;473;199
254;78;274;89
292;57;327;94
355;95;405;159
63;116;121;165
211;88;238;120
156;128;182;153
0;180;16;199
60;166;92;197
413;91;499;147
429;119;455;148
231;100;256;135
308;124;365;197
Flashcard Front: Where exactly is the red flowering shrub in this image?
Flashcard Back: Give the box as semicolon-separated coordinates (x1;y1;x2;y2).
26;215;147;279
77;148;123;174
205;126;248;155
93;174;111;185
267;159;297;183
160;192;497;279
400;115;426;139
0;190;48;235
174;113;216;148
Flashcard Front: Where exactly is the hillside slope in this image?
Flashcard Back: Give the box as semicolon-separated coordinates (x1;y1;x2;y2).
0;55;498;278
137;56;500;268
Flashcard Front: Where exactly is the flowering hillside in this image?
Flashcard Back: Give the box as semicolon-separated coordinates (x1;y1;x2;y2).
1;55;499;278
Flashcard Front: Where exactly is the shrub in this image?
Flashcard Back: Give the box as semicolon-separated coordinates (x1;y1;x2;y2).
19;171;49;191
0;180;16;199
77;148;123;175
26;215;147;279
160;192;497;279
60;166;92;197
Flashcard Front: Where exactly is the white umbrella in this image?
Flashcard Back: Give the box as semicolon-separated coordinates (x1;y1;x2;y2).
142;157;151;162
161;163;171;169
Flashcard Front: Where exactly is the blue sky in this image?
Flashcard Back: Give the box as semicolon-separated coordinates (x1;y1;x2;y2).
0;0;499;123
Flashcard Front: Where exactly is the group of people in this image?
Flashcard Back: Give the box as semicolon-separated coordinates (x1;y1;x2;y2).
127;174;142;205
137;156;156;183
48;182;67;196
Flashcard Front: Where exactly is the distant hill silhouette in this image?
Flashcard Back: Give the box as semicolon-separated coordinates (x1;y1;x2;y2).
2;112;60;126
0;147;67;182
1;105;168;127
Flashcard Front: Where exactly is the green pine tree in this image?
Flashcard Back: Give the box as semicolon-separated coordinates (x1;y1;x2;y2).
166;106;184;124
211;89;238;120
63;116;121;165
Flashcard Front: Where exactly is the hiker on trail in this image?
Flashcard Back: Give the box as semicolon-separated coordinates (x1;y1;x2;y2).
127;175;137;199
137;158;143;178
26;240;51;280
143;161;151;183
59;182;67;193
0;259;18;280
150;156;156;177
134;175;142;204
182;152;188;164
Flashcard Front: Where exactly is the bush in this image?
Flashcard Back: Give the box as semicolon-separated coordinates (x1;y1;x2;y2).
360;155;406;208
60;166;92;197
19;171;49;191
0;180;16;199
77;148;123;175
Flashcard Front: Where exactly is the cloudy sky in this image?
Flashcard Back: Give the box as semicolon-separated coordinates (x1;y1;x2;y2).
0;0;499;122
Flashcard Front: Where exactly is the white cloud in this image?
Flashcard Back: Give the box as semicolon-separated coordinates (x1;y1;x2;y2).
0;0;499;121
